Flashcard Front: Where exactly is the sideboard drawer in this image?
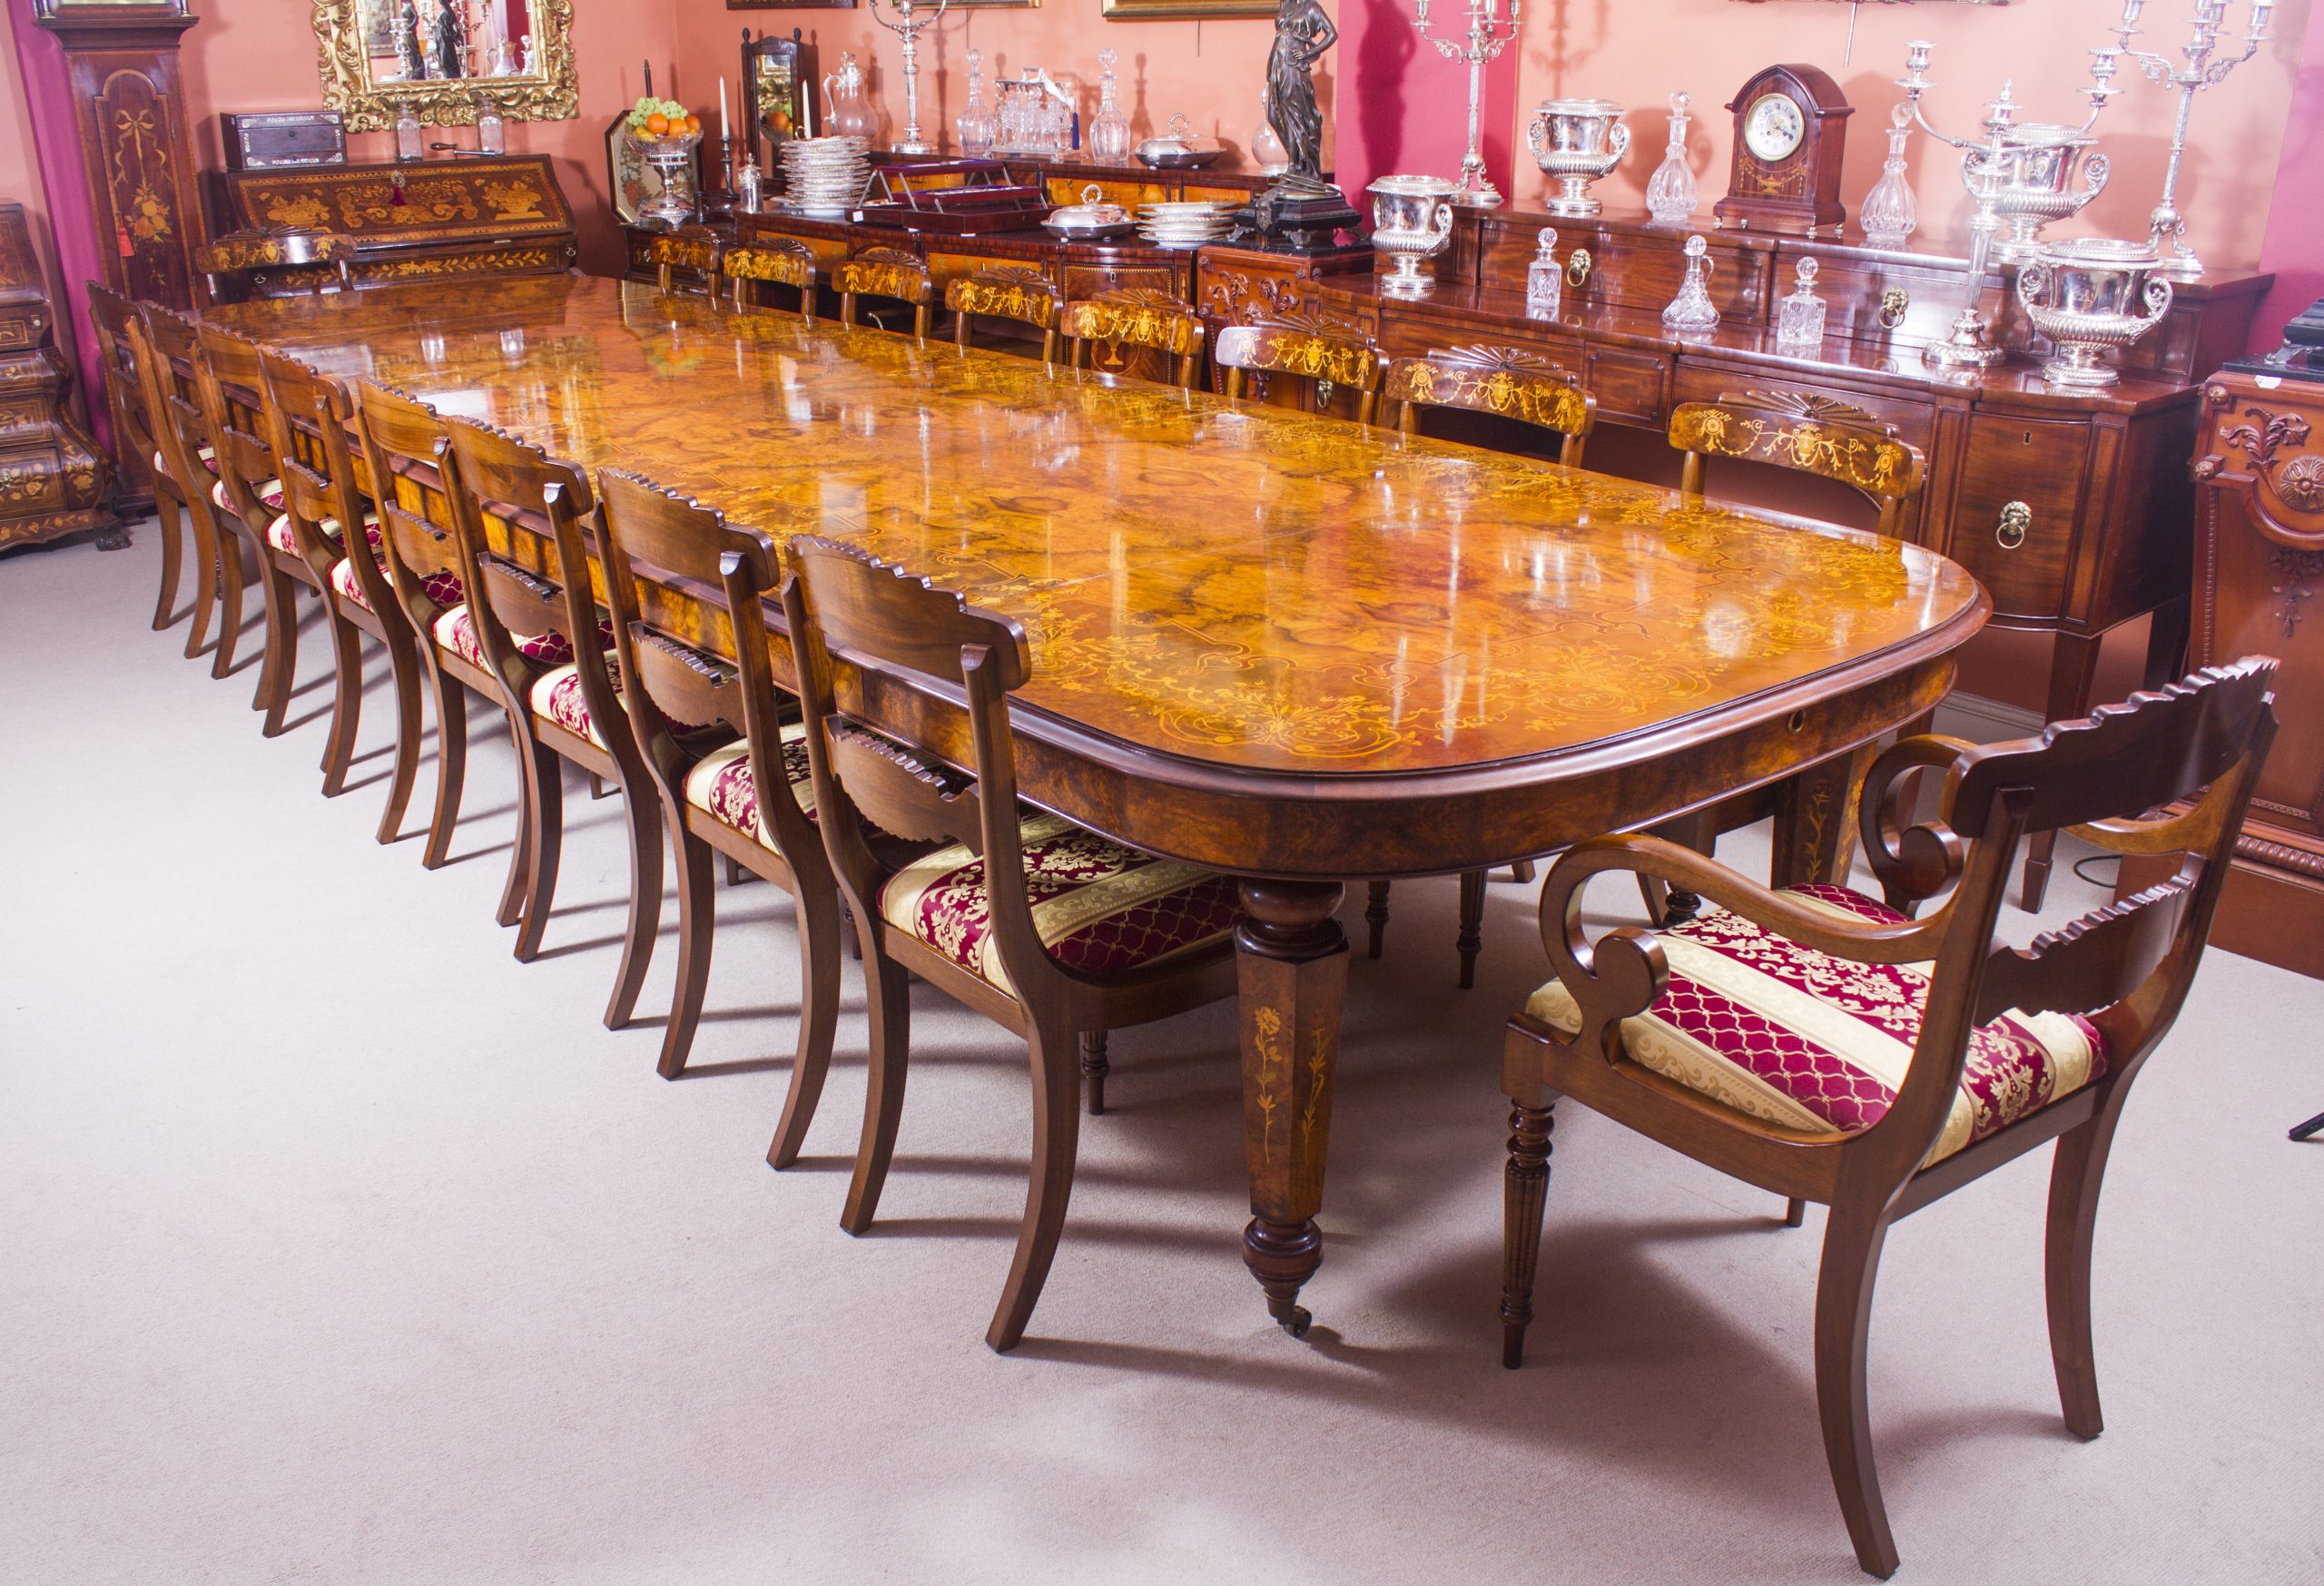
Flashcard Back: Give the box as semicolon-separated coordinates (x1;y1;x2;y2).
1582;345;1671;426
1945;413;2092;622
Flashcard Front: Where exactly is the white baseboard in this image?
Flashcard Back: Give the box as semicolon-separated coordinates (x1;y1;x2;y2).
1933;691;2044;744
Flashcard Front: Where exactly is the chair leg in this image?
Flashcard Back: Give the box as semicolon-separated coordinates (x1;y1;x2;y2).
588;772;613;800
1786;1197;1807;1227
151;492;183;630
421;661;468;871
1510;860;1536;882
373;625;424;845
1365;879;1392;960
1457;869;1487;990
1814;1200;1900;1580
766;880;843;1168
212;531;250;681
1637;872;1671;927
494;713;535;929
1499;1098;1557;1369
183;500;222;659
2045;1115;2119;1441
987;1010;1086;1353
656;831;718;1079
1080;1029;1108;1117
251;564;300;734
600;773;664;1029
840;942;913;1234
318;611;365;795
725;855;747;887
512;741;564;960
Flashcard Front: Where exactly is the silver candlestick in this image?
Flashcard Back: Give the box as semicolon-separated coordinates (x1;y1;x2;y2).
1896;41;2123;369
869;0;950;156
1413;0;1521;208
2102;0;2275;280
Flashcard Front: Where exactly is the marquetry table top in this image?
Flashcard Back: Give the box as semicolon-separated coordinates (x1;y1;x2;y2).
207;273;1984;780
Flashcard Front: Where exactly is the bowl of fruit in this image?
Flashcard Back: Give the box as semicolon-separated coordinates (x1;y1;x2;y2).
625;97;705;228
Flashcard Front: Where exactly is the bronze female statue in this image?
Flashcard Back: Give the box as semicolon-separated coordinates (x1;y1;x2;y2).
1265;0;1337;182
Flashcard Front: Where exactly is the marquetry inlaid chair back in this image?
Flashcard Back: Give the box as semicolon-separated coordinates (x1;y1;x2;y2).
92;284;202;642
138;306;261;684
946;267;1060;364
783;534;1239;1352
1058;290;1206;390
1214;318;1385;426
645;224;726;296
833;246;934;338
1384;346;1598;467
1501;659;2280;1579
1669;392;1927;537
721;238;816;318
594;470;845;1130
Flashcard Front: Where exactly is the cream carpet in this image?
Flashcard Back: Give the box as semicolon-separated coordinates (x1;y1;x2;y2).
3;524;2318;1585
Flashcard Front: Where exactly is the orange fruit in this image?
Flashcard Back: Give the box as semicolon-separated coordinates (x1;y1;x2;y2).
645;112;670;136
684;114;701;136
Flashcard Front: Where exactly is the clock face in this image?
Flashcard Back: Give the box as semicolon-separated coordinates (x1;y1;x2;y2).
1743;93;1807;163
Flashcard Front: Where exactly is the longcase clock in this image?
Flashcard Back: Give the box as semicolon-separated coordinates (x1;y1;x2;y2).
1712;64;1852;238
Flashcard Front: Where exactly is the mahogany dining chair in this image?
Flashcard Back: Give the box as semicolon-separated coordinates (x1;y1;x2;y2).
832;247;934;339
87;284;207;645
1058;290;1206;390
132;306;249;683
721;239;817;318
1214;314;1384;424
946;266;1061;363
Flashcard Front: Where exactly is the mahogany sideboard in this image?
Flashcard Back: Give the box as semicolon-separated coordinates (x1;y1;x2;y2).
0;202;114;552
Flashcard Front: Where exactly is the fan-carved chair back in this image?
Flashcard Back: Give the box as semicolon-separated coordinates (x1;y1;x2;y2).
947;267;1060;364
833;246;934;338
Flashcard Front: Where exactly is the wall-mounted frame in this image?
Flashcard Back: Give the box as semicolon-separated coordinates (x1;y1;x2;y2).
730;0;855;10
1102;0;1273;16
314;0;580;130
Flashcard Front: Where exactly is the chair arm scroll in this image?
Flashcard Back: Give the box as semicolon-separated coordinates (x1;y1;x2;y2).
1857;733;1977;912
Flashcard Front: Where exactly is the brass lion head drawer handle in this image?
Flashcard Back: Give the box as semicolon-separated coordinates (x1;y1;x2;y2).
1566;248;1592;290
1877;287;1909;330
1996;500;2031;550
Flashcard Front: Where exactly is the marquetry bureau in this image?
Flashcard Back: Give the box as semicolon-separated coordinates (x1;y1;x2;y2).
211;155;579;296
0;201;113;552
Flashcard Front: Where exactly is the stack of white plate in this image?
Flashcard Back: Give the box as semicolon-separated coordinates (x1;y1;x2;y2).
776;136;872;218
1136;201;1238;249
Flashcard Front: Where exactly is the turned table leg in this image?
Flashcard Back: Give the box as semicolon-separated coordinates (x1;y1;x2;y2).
1236;877;1347;1338
1771;744;1878;891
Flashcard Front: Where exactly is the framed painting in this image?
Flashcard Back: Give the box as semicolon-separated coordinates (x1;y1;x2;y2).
1102;0;1274;15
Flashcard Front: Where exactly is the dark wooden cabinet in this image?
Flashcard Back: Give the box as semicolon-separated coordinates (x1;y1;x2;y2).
212;157;579;292
0;202;115;552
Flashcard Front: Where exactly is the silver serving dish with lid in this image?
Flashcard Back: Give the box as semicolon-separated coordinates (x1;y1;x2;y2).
1042;182;1137;240
1136;113;1225;170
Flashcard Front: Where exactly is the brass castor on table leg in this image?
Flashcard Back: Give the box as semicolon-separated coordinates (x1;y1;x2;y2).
1278;1305;1313;1338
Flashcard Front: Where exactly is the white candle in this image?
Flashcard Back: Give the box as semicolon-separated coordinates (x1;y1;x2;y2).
720;76;731;143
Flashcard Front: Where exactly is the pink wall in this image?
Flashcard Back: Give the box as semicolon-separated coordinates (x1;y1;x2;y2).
2252;2;2323;345
1335;0;1520;202
1512;0;2311;269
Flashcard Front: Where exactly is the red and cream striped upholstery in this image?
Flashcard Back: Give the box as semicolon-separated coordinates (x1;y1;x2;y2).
880;813;1240;998
1526;883;2108;1165
270;510;379;557
214;475;283;518
681;729;818;846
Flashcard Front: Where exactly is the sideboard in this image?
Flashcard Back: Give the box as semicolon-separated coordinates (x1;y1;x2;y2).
0;202;114;552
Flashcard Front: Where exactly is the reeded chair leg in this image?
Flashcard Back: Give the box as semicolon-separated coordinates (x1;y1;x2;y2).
1814;1201;1900;1580
601;772;664;1029
1080;1029;1108;1117
657;831;717;1079
512;740;565;962
373;625;424;845
766;881;843;1168
1365;880;1391;959
1500;1098;1556;1369
2044;1115;2118;1441
841;943;913;1234
151;493;183;630
319;612;365;794
421;660;468;870
1457;869;1487;990
987;1010;1086;1353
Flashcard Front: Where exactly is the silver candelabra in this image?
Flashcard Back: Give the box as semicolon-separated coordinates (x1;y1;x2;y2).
2102;0;2276;279
869;0;950;157
1413;0;1521;208
1896;41;2122;369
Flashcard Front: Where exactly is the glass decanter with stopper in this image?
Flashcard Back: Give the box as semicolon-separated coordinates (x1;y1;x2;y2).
957;47;997;155
735;154;763;213
1662;234;1719;331
1645;92;1697;225
1860;103;1918;251
1088;48;1131;162
1775;256;1827;350
476;106;505;154
1526;227;1561;319
394;102;424;163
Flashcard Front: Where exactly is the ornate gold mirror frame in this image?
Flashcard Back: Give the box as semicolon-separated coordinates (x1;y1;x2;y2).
313;0;579;130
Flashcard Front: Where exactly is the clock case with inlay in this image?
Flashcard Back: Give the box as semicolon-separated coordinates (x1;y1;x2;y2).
1714;64;1854;238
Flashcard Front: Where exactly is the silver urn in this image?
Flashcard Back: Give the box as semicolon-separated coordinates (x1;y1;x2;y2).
2014;238;2173;389
1368;175;1457;297
1965;123;2111;264
1526;99;1630;219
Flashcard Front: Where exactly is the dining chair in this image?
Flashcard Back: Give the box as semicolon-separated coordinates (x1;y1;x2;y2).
833;246;934;338
350;382;521;904
1499;658;2278;1579
1383;345;1597;464
1644;392;1932;927
439;418;663;1028
1214;315;1384;424
1058;290;1206;390
644;224;726;296
783;535;1243;1352
255;347;426;839
89;283;207;645
133;306;250;681
593;471;846;1151
722;239;817;318
946;266;1060;363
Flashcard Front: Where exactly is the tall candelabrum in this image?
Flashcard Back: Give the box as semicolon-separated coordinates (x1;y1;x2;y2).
1896;41;2122;369
869;0;950;156
2103;0;2275;279
1413;0;1521;208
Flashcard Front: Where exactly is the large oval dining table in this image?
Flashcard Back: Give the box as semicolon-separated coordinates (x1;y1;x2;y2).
203;271;1989;1337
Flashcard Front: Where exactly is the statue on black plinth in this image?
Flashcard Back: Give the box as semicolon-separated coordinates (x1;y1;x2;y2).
1265;0;1336;183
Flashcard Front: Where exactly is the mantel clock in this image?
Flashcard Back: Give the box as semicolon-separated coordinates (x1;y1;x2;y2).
1713;64;1853;238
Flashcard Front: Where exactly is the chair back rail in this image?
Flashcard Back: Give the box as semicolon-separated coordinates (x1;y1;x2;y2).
134;307;224;503
1669;391;1926;537
646;224;725;295
834;247;934;338
352;381;469;633
1384;345;1596;466
257;349;395;614
186;324;289;543
947;267;1061;363
722;239;817;318
1058;290;1205;391
1215;319;1384;425
85;284;160;481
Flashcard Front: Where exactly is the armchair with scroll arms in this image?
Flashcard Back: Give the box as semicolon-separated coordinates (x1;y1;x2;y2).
1497;659;2278;1578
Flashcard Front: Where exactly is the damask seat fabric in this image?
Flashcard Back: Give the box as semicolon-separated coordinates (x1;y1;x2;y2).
680;730;819;848
268;510;379;557
328;556;381;614
527;649;714;748
880;813;1240;999
430;606;613;673
1525;883;2107;1165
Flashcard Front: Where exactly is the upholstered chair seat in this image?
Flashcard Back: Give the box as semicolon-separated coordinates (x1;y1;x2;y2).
431;605;613;672
159;443;217;475
216;474;282;517
682;731;820;848
1526;882;2108;1167
879;812;1241;998
267;508;379;556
